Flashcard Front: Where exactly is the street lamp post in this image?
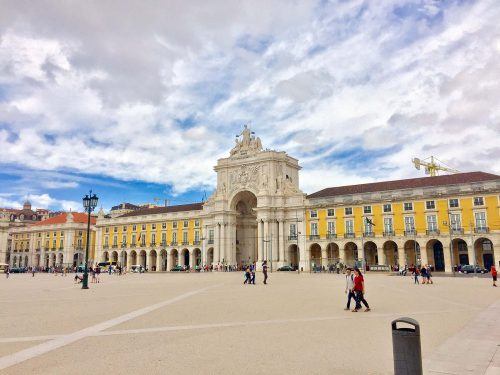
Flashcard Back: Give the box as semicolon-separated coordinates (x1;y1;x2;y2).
82;190;98;289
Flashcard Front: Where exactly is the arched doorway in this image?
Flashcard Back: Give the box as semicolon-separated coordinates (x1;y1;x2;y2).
139;250;147;269
45;254;49;267
207;248;214;266
364;241;377;266
383;241;398;267
57;253;63;266
309;243;321;270
111;251;118;264
193;248;201;266
120;251;127;268
326;243;339;264
181;248;189;267
160;249;167;271
344;242;357;266
130;250;137;266
231;190;258;265
35;254;40;267
474;238;494;269
426;239;444;271
102;251;109;262
452;238;468;265
404;240;420;267
288;244;299;268
149;250;157;271
170;249;179;268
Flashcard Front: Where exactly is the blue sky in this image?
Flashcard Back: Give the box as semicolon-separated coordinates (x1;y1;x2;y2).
0;0;499;211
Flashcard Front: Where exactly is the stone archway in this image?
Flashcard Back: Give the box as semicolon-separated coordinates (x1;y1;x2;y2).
139;250;147;269
149;250;157;271
231;190;258;265
344;242;358;266
364;241;378;266
383;240;398;267
288;244;299;268
181;248;189;267
404;240;420;267
111;251;118;264
474;238;494;269
426;239;444;271
120;251;127;268
207;248;214;266
309;243;322;269
170;249;179;268
129;250;137;266
160;249;167;271
193;248;201;266
326;243;339;263
452;238;468;265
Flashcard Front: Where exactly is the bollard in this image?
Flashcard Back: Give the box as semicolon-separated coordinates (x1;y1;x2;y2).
391;317;422;375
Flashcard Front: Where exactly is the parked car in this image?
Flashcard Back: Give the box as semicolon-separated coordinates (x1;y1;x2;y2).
277;265;295;272
170;265;185;272
9;267;25;273
460;265;487;274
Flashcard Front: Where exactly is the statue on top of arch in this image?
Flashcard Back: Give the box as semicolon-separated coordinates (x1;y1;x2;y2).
230;124;263;157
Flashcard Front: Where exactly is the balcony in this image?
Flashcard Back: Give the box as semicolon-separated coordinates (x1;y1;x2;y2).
193;240;201;245
103;245;109;249
383;231;395;237
451;227;464;235
208;239;214;244
51;247;56;251
344;233;355;238
309;235;320;241
363;232;375;238
170;242;178;246
150;242;156;247
130;243;136;248
426;229;440;235
182;241;189;245
404;230;417;236
161;241;167;246
140;243;146;247
44;247;50;251
326;233;337;239
35;248;40;252
121;243;127;248
112;244;118;248
474;227;489;234
58;247;64;251
288;235;298;241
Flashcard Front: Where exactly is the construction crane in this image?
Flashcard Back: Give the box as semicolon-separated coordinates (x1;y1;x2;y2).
412;156;460;177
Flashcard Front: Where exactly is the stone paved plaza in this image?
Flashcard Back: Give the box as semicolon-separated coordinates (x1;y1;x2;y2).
0;272;499;374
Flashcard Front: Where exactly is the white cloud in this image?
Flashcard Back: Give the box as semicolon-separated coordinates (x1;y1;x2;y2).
0;0;499;197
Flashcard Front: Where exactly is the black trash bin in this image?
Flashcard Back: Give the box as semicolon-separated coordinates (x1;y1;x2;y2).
391;317;422;375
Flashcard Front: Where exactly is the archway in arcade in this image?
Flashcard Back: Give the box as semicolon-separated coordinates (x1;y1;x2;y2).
288;244;299;268
57;253;63;266
111;251;118;264
364;241;378;267
45;254;49;267
452;238;469;265
12;256;17;267
404;240;420;267
181;249;189;267
309;243;322;269
102;251;109;262
160;249;168;271
326;243;339;265
25;255;29;267
149;250;157;271
35;254;40;267
383;241;398;267
139;250;147;269
207;248;214;266
426;239;444;271
120;251;127;268
193;248;201;266
170;249;179;268
344;242;358;266
129;250;137;266
474;238;494;269
231;190;258;264
51;253;56;267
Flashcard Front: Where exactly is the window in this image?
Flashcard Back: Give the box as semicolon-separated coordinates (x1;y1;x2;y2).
404;202;413;211
141;224;146;231
172;232;177;243
132;225;137;231
53;231;57;236
131;235;136;245
162;222;167;229
113;236;117;246
327;221;335;234
152;224;156;230
473;197;484;206
289;224;297;236
345;219;354;234
151;233;156;244
310;210;318;218
195;220;200;227
449;198;459;208
52;239;56;248
475;212;486;229
384;217;393;233
427;215;437;231
404;216;415;232
426;200;435;210
182;231;188;243
140;233;145;245
105;228;109;233
123;226;127;232
364;219;373;234
450;213;461;230
195;230;200;242
77;239;82;248
38;233;41;237
113;227;118;233
59;240;64;248
122;235;126;244
363;206;372;214
310;222;318;236
104;237;108;246
345;207;353;216
173;221;178;229
208;229;214;242
161;232;166;243
327;209;335;217
383;204;392;213
184;220;189;228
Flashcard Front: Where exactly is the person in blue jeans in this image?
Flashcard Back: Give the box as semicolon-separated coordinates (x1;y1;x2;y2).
344;268;355;310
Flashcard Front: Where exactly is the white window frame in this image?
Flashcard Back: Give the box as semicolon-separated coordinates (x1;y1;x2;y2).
426;215;437;231
426;200;436;210
383;204;392;213
345;219;354;234
473;196;484;206
345;207;353;216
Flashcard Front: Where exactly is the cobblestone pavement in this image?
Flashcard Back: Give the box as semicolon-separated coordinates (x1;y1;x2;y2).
0;272;498;374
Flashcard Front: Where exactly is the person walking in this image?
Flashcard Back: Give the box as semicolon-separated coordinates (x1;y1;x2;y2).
5;266;9;279
262;260;268;285
413;267;419;284
426;265;433;284
352;268;370;312
344;268;355;311
491;265;497;287
250;263;256;285
243;266;251;284
420;265;428;284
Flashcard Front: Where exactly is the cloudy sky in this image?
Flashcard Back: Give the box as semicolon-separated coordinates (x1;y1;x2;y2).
0;0;499;211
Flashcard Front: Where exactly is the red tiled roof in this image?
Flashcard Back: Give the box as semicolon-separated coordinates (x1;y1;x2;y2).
119;202;204;218
307;172;500;199
32;212;96;226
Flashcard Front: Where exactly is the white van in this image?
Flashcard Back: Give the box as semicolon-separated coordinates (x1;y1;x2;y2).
130;265;142;273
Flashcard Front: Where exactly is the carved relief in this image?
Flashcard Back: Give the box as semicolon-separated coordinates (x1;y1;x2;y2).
229;165;260;193
230;125;263;158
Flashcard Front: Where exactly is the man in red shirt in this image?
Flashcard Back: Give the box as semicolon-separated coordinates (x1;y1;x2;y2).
352;268;370;312
491;266;497;287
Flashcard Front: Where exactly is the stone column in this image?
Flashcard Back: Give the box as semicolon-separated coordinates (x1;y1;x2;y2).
321;247;328;269
257;220;263;262
214;223;220;265
467;239;476;266
189;250;195;269
339;244;346;264
201;226;207;266
220;222;226;263
420;244;428;266
272;220;278;265
493;241;500;268
278;220;285;265
398;248;406;269
357;243;364;263
442;239;452;273
64;230;74;269
263;220;269;261
156;254;161;272
378;247;387;265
